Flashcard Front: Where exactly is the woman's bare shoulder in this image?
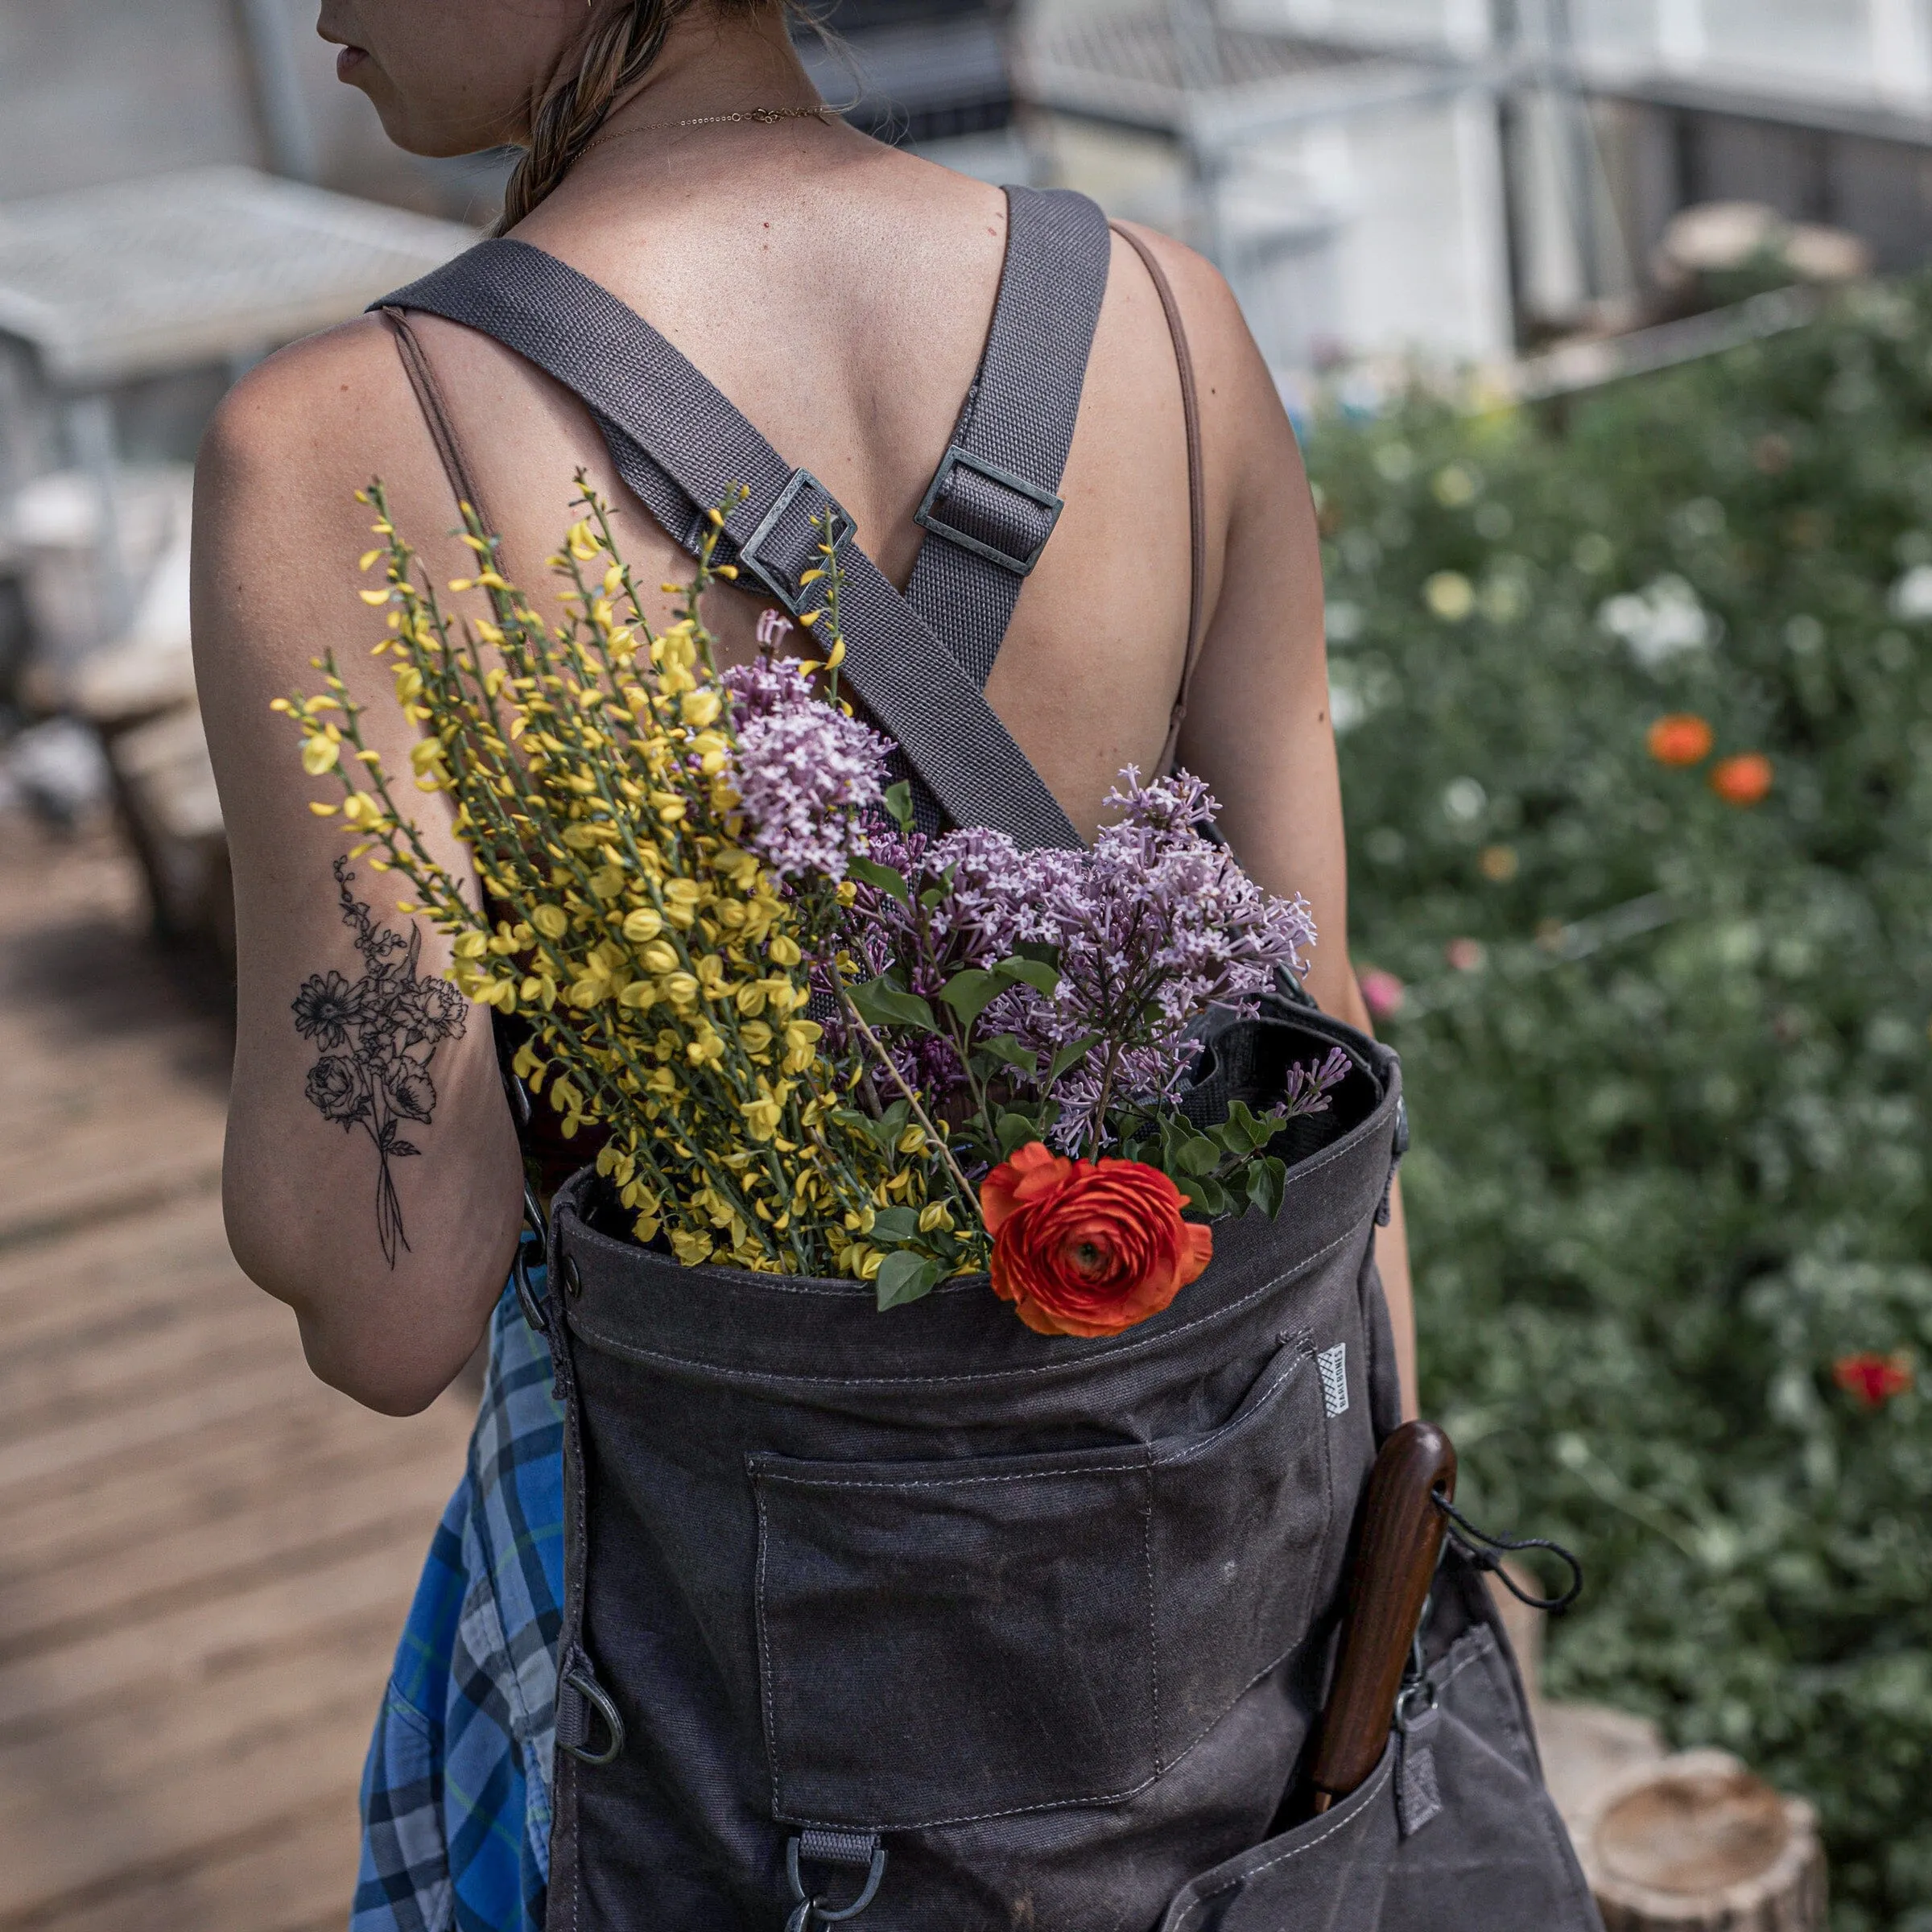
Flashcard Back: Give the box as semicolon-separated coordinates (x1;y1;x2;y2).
194;316;469;677
199;316;435;512
1106;221;1287;466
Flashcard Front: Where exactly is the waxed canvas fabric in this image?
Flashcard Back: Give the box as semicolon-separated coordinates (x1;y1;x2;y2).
537;1009;1601;1930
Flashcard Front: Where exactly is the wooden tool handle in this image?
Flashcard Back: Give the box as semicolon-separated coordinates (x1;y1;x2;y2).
1307;1420;1458;1811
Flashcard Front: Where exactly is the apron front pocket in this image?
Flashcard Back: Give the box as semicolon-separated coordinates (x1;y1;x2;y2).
748;1337;1339;1831
750;1433;1158;1828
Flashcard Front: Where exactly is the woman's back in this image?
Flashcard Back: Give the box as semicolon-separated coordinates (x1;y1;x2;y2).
188;8;1433;1925
194;0;1400;1422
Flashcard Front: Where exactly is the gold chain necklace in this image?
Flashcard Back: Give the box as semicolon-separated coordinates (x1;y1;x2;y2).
578;103;834;162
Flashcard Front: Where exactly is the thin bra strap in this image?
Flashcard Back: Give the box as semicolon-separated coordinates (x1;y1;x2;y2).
373;237;1082;852
1109;224;1208;778
381;308;495;535
902;188;1112;690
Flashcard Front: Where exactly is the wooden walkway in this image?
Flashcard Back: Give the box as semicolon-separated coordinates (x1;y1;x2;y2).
0;812;473;1931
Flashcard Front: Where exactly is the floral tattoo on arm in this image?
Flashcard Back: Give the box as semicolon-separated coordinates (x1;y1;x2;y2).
291;857;468;1265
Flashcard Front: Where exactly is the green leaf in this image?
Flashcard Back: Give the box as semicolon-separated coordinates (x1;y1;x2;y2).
848;975;938;1034
866;1098;912;1153
972;1032;1037;1075
995;1110;1042;1157
881;780;915;832
939;969;1004;1026
1044;1031;1102;1087
868;1206;923;1243
1224;1100;1280;1156
993;955;1060;997
1170;1129;1222;1176
876;1251;943;1311
847;856;910;903
1179;1173;1230;1216
1246;1155;1287;1220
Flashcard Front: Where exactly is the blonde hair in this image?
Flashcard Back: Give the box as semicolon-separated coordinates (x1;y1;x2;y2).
497;0;773;232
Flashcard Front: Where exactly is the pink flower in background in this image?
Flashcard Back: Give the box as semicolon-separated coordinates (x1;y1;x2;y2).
1832;1352;1913;1410
1444;937;1486;972
1360;968;1406;1019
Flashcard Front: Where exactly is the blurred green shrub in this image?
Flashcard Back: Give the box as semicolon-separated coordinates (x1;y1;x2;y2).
1307;283;1932;1930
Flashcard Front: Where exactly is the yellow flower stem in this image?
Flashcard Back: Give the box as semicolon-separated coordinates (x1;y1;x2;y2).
835;986;980;1220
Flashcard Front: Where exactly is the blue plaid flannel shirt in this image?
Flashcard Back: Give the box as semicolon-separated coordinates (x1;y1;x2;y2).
353;1272;565;1932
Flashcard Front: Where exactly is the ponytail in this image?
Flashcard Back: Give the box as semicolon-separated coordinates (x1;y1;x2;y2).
498;0;777;233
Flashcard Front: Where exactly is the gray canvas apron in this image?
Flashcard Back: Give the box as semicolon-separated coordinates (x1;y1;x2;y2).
378;191;1600;1931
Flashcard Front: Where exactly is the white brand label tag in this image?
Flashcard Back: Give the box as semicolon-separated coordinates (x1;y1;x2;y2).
1317;1343;1349;1418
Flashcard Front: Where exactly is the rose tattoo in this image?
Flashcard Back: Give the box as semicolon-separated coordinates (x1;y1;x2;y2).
291;857;466;1264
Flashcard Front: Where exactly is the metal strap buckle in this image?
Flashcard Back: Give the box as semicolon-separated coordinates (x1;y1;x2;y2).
737;467;854;616
914;445;1063;576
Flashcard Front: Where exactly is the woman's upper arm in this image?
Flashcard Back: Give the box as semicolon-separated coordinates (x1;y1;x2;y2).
192;321;522;1414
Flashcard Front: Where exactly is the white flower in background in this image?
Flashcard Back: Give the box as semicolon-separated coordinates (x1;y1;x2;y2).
1324;598;1364;645
1888;564;1932;621
1327;655;1399;736
1598;574;1712;667
1425;571;1476;621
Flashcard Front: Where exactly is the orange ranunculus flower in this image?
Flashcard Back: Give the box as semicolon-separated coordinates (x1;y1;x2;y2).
1647;713;1713;766
1710;753;1773;806
981;1141;1214;1338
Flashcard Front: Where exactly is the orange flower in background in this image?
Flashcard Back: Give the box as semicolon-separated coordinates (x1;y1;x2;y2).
1647;713;1714;766
1711;753;1773;806
1832;1352;1913;1410
982;1142;1213;1337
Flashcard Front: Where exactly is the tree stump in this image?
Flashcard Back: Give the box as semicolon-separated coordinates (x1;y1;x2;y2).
1578;1750;1826;1932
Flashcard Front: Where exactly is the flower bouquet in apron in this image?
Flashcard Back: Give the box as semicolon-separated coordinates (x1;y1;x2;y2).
286;187;1600;1927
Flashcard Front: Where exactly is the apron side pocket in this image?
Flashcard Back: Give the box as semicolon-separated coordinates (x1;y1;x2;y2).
1158;1733;1401;1932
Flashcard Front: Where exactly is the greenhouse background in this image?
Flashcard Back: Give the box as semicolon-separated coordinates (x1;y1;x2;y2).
0;0;1928;1926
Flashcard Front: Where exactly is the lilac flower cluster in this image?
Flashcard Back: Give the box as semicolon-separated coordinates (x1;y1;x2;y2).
832;766;1317;1155
820;822;1033;1099
723;655;888;881
1017;769;1317;1149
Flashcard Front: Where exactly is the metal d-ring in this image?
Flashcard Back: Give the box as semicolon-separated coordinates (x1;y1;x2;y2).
559;1666;625;1766
783;1839;887;1928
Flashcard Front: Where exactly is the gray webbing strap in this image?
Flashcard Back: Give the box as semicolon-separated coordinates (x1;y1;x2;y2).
373;238;1082;852
904;188;1112;689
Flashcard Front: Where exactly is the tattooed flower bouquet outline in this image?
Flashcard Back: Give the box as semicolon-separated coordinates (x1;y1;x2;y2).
291;856;467;1265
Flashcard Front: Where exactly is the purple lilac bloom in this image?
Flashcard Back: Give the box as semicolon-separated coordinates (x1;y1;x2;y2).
1283;1046;1353;1117
721;653;813;723
724;658;889;881
1016;767;1316;1150
816;820;1035;1098
826;766;1319;1157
